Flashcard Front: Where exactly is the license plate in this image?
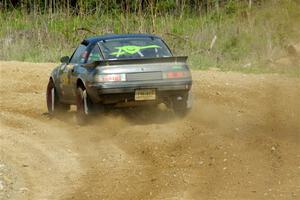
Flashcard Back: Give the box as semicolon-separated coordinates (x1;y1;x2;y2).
135;89;156;101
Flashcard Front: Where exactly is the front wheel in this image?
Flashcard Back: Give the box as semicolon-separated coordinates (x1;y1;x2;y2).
46;79;69;114
76;87;93;125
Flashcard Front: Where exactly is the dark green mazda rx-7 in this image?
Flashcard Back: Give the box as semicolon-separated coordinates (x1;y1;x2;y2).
46;34;192;123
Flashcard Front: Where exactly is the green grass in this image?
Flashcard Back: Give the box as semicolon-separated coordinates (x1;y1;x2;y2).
0;0;299;76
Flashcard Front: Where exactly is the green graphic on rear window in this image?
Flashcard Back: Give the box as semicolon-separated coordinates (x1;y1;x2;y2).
110;45;161;56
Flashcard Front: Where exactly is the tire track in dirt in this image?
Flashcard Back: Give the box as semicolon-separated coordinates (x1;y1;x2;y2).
0;111;81;200
0;61;300;200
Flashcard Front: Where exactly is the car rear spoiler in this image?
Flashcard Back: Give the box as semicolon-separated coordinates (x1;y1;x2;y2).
83;56;188;68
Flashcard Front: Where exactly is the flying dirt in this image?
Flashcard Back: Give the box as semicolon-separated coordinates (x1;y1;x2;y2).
0;61;299;200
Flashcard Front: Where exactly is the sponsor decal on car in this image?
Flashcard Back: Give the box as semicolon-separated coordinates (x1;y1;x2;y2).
110;45;161;56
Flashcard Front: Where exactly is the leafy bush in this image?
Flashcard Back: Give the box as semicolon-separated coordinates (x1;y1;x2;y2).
0;0;299;75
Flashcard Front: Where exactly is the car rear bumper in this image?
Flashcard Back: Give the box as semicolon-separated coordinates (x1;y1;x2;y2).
87;79;192;104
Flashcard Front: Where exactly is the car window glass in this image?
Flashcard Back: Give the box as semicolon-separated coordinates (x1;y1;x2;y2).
87;45;101;63
99;38;172;60
70;44;87;64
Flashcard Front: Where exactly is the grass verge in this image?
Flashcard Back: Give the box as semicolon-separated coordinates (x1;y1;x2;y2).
0;0;299;76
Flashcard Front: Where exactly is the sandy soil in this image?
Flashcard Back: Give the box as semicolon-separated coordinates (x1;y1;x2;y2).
0;61;299;200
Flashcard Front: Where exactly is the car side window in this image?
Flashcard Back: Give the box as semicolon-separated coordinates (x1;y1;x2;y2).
87;45;102;63
70;44;87;64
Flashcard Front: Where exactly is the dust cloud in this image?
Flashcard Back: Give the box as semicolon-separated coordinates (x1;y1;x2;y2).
0;61;299;200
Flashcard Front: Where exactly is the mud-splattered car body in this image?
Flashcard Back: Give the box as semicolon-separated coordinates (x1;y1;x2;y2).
47;34;192;122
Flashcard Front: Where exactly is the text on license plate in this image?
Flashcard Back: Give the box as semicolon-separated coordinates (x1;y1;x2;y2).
135;89;156;101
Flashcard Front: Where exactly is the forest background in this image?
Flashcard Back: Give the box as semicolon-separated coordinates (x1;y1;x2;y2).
1;0;300;75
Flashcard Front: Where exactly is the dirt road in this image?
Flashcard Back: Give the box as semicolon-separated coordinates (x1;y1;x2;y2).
0;61;299;200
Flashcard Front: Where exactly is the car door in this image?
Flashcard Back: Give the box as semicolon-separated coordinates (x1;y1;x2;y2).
60;44;87;102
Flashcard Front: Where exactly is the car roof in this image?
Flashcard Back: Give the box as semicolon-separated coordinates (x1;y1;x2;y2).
82;34;162;45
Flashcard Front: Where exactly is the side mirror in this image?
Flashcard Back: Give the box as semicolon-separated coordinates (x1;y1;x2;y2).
60;56;70;64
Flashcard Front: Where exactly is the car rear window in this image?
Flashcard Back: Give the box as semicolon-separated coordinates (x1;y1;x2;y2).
98;37;172;60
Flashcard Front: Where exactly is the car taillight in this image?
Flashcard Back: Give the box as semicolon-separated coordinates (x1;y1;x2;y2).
163;71;190;79
95;74;126;82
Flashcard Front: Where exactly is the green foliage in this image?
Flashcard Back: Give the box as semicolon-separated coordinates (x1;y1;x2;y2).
0;0;300;76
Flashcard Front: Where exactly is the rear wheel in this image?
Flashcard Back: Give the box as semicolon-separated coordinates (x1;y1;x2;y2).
172;91;192;117
76;87;93;125
46;79;69;114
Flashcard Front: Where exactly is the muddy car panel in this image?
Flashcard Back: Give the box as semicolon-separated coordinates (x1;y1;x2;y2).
49;34;192;106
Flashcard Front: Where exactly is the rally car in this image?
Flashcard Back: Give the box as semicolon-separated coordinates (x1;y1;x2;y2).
46;34;192;123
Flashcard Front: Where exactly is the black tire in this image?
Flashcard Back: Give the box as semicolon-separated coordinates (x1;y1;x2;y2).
172;92;192;117
76;87;93;125
46;79;70;114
